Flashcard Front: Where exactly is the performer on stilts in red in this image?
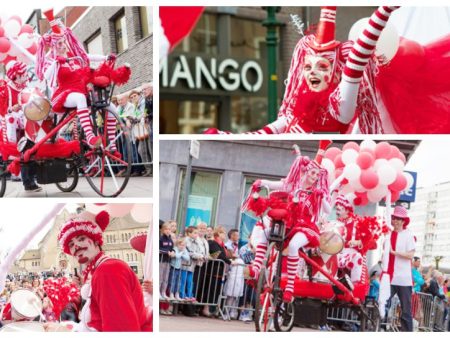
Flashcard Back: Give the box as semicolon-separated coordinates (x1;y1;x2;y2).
243;141;332;303
36;9;121;157
205;6;400;134
54;210;151;332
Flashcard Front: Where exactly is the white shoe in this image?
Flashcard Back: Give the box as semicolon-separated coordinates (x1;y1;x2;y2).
160;293;167;300
175;293;183;301
169;292;176;300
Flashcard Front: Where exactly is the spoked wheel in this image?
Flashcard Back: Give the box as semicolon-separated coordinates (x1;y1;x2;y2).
361;300;381;332
81;108;132;197
255;242;281;332
55;160;79;192
274;301;295;332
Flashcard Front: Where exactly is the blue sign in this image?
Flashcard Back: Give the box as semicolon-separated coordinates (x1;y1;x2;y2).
185;195;213;227
239;212;258;247
399;171;417;202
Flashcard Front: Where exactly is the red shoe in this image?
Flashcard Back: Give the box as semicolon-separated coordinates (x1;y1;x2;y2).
88;136;102;148
282;291;294;303
110;150;122;160
203;128;220;134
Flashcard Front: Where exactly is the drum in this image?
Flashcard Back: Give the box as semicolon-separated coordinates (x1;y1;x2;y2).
24;96;51;121
10;289;43;321
319;221;345;255
310;250;339;283
0;321;45;332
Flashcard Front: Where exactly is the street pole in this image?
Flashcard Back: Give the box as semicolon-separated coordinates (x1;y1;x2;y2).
180;144;194;235
262;7;282;123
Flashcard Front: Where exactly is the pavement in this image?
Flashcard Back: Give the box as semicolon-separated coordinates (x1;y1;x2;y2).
159;313;318;332
2;176;153;198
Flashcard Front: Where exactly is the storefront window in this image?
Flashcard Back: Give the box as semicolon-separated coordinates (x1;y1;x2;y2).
230;96;268;132
114;12;128;53
140;6;152;38
176;169;222;233
175;14;217;55
160;99;219;134
230;17;268;59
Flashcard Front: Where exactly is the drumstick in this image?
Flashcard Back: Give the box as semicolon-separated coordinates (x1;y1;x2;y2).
29;298;46;322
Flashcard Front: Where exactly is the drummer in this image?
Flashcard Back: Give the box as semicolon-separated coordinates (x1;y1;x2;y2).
334;194;364;283
0;61;41;192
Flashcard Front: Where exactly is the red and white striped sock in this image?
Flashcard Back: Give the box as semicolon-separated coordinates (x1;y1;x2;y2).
285;255;300;294
77;108;95;143
1;118;7;143
72;119;79;140
106;114;117;151
253;243;268;271
343;6;399;83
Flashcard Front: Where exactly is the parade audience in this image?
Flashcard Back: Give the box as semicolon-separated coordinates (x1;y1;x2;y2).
159;221;175;300
169;238;190;301
412;256;425;293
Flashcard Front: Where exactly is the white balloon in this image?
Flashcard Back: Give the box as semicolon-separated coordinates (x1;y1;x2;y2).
342;149;359;165
374;158;389;171
377;164;397;185
349;178;365;193
340;183;355;195
375;22;400;64
130;204;152;223
389;158;405;172
7;44;21;57
343;163;361;181
18;33;33;48
360;139;377;151
0;53;6;62
16;53;31;65
348;17;368;42
322;158;335;174
4;19;21;38
404;172;415;190
367;185;388;203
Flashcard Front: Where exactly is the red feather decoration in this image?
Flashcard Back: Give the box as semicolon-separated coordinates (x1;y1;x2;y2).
246;195;268;217
111;66;131;86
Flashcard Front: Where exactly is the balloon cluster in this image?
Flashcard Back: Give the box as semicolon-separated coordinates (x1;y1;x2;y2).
0;16;38;65
322;140;414;205
86;203;152;223
43;277;80;319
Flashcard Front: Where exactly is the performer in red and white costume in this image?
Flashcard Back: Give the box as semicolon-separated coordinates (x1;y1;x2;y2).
244;141;331;303
381;206;415;332
36;10;120;156
205;6;399;134
334;194;364;283
54;210;151;332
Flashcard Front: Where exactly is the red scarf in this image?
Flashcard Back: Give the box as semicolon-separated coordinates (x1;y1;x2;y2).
82;251;105;283
387;231;398;282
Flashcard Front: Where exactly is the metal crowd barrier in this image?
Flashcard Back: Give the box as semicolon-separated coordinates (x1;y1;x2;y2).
220;262;256;321
431;297;448;332
412;292;434;331
159;252;227;316
327;306;360;326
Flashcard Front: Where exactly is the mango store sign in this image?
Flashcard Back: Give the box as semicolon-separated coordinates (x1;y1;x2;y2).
160;55;264;95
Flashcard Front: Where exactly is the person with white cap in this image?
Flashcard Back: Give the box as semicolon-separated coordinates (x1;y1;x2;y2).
383;205;415;332
47;210;151;332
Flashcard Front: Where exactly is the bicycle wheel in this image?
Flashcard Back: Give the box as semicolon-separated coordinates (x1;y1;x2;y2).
81;108;132;197
274;300;295;332
254;242;281;332
55;160;79;192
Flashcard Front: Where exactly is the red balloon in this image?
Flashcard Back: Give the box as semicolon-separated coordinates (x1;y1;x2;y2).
390;190;401;202
343;141;360;152
389;37;425;74
398;152;406;164
3;54;16;65
356;152;375;170
389;173;407;192
388;145;401;160
355;191;369;206
20;24;34;34
360;148;375;158
0;27;4;38
360;169;379;190
0;37;10;53
324;147;341;162
334;154;344;169
335;168;343;179
375;141;392;159
27;42;37;55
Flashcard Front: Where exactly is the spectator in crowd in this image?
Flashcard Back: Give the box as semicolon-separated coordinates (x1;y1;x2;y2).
386;206;415;332
32;278;45;300
238;236;255;322
128;89;147;177
412;256;425;293
169;220;178;241
42;296;57;322
159;221;175;300
206;227;214;240
369;271;380;300
427;271;446;301
200;226;234;317
181;226;203;301
194;222;210;304
169;238;190;301
225;229;240;259
137;83;153;176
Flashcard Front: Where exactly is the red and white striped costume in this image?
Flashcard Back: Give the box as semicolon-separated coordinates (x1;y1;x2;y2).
206;6;399;135
337;216;364;282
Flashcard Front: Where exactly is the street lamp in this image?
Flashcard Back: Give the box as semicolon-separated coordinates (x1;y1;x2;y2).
262;7;283;123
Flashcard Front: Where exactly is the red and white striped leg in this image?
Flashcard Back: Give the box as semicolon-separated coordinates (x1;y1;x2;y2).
283;255;299;303
77;108;101;147
246;243;267;279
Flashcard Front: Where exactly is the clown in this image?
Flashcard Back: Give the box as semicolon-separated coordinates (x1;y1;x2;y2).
49;210;151;332
334;194;364;283
35;9;121;157
205;6;399;134
0;61;42;191
243;141;331;303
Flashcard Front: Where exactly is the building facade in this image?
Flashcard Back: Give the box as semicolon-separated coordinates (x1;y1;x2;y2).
160;6;377;133
16;208;149;278
409;182;450;271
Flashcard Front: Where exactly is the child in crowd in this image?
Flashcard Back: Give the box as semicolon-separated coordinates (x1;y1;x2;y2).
181;226;204;301
169;238;190;301
159;222;175;300
369;271;380;300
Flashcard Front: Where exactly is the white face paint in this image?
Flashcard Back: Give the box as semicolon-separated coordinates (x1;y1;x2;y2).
68;235;100;264
305;167;320;187
335;204;349;220
55;38;68;56
302;55;333;92
15;73;28;86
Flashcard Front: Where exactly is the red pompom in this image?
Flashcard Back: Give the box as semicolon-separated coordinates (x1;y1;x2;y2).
111;65;131;86
247;195;268;217
347;262;354;269
95;210;110;231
